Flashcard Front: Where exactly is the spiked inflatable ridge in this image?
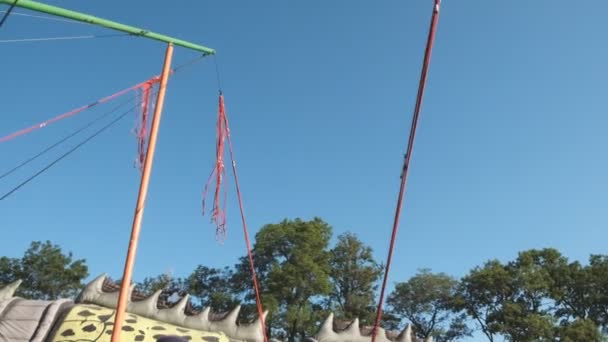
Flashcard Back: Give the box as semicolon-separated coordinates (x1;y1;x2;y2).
1;277;433;342
77;274;267;342
314;313;422;342
0;279;21;300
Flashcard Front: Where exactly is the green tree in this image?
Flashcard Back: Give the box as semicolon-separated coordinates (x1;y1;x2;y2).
454;260;513;342
235;218;333;341
328;232;383;324
0;241;88;300
556;319;603;342
456;249;605;341
134;272;186;306
587;255;608;333
491;249;566;341
186;266;240;312
387;269;471;341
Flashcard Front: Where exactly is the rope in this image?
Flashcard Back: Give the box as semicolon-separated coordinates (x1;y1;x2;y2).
0;53;209;200
0;103;137;201
222;94;268;342
213;54;223;91
371;1;442;341
0;76;161;144
202;94;229;240
0;0;18;28
0;94;142;181
0;10;88;25
0;33;129;43
0;53;209;145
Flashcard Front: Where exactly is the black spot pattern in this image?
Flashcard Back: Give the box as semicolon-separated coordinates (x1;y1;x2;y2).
82;324;97;332
139;329;146;335
203;337;220;342
126;319;137;323
135;335;145;341
61;329;75;337
77;310;96;317
98;314;113;322
153;334;167;339
106;330;113;335
122;325;135;332
177;328;190;333
152;326;167;330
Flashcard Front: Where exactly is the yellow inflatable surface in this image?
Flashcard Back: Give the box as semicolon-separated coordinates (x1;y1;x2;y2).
51;304;230;342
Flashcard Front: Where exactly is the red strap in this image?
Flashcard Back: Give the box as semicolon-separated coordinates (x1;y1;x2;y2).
202;93;268;342
222;95;268;342
202;94;229;241
0;76;161;144
371;1;442;341
134;80;155;171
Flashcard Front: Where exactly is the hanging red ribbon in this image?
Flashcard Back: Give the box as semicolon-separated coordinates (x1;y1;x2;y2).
133;78;158;171
202;93;229;240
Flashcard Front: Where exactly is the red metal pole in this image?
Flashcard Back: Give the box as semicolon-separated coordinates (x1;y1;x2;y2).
371;1;442;341
111;43;174;342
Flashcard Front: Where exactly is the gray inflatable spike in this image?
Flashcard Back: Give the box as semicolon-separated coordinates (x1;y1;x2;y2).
78;273;134;307
344;318;360;336
395;324;412;342
210;305;241;337
233;310;269;342
185;306;212;331
156;294;189;326
129;289;162;317
316;313;337;342
0;279;22;301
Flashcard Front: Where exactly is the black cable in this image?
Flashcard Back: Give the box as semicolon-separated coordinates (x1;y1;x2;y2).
213;54;223;92
0;102;143;201
0;94;143;181
0;0;18;28
0;53;207;201
172;53;208;74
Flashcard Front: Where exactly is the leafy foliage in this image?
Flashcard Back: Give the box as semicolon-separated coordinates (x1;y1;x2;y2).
187;265;240;312
387;269;471;341
329;232;383;325
134;272;187;306
2;227;608;342
235;217;333;341
0;241;88;300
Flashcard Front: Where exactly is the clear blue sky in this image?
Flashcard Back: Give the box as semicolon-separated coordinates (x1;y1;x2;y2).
1;0;607;318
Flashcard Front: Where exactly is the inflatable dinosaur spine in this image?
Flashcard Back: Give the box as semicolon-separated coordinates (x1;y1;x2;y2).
79;274;268;341
314;313;428;342
1;276;427;342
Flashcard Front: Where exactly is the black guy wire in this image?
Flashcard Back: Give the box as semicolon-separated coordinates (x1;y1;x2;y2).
0;101;144;201
0;93;145;181
213;53;222;92
0;53;208;201
0;0;19;28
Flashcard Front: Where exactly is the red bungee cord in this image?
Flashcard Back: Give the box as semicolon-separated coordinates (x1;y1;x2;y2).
202;91;268;342
371;1;442;341
0;77;160;144
133;79;156;171
202;93;229;241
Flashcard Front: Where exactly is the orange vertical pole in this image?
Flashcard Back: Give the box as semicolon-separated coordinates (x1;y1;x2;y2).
111;43;174;342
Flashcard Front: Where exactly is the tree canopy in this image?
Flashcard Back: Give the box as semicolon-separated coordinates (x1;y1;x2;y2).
2;223;607;341
0;240;88;300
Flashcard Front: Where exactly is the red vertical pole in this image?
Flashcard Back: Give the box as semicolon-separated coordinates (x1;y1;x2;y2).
371;1;442;341
111;43;174;342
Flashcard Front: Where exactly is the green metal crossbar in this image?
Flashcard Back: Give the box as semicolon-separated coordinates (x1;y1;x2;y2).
0;0;215;54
